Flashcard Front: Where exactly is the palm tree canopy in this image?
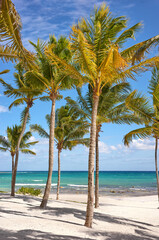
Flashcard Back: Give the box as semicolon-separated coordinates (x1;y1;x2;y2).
66;83;146;130
0;125;38;155
24;36;76;102
124;65;159;146
0;0;36;68
44;4;159;96
31;105;89;151
0;63;43;123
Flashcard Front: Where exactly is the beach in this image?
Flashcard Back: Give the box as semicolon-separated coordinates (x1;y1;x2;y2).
0;192;159;240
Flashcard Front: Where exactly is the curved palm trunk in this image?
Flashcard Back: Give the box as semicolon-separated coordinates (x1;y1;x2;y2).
11;106;30;197
56;148;61;200
40;97;56;208
95;130;99;208
85;94;99;228
155;137;159;202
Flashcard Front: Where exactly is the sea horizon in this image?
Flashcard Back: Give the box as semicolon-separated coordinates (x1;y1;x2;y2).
0;171;157;194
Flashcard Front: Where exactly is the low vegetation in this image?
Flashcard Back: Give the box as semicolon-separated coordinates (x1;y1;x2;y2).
17;187;42;196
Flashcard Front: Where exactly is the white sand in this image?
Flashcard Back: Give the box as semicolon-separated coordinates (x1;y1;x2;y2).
0;193;159;239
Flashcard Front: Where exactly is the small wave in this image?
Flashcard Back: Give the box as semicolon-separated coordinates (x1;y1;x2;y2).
129;188;145;191
33;180;43;182
67;184;88;188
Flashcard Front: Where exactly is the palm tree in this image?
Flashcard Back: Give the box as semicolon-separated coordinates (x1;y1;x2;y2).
0;0;36;68
45;4;159;227
30;105;89;200
66;83;144;208
0;63;42;196
124;66;159;202
25;36;75;208
0;125;38;192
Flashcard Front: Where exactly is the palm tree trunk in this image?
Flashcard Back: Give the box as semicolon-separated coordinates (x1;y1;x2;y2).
56;148;61;200
12;155;14;173
11;106;30;197
155;137;159;202
85;94;99;228
95;129;99;208
40;97;56;208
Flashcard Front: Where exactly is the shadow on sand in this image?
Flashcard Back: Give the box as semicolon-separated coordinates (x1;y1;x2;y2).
0;194;159;239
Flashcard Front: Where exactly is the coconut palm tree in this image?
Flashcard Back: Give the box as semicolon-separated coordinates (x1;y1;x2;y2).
0;0;35;68
66;83;144;208
0;63;42;196
25;36;75;208
124;66;159;202
30;105;89;200
45;4;159;227
0;125;38;192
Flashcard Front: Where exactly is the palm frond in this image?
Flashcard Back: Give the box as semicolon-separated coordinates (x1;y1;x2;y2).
123;126;152;146
0;0;36;68
0;45;18;62
0;146;8;152
20;149;36;155
0;69;9;75
9;98;25;110
125;90;154;123
30;124;49;138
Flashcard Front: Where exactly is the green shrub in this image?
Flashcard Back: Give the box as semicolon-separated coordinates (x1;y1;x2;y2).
17;187;42;196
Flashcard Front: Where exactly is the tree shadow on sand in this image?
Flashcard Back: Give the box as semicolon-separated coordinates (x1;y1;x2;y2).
42;206;155;230
0;228;159;240
0;229;93;240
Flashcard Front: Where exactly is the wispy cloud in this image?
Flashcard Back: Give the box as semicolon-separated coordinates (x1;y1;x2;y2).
0;105;8;113
98;138;154;155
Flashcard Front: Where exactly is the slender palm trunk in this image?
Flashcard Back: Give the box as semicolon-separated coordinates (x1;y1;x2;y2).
11;154;14;194
95;130;99;208
12;155;14;173
85;94;99;228
40;97;56;208
56;148;61;200
11;106;30;197
155;137;159;202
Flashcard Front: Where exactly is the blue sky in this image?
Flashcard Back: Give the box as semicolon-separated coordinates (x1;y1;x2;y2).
0;0;159;171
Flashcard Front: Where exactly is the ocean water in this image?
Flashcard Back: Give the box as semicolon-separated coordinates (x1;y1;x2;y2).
0;171;157;192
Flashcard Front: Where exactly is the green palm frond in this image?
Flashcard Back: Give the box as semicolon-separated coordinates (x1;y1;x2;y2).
65;97;90;120
20;107;30;124
115;22;142;46
22;141;39;148
0;69;10;75
125;90;154;123
121;35;159;63
39;96;50;102
123;126;152;146
9;98;25;110
0;0;36;68
64;138;90;150
0;146;8;152
20;149;36;155
0;78;14;93
30;124;49;138
0;45;18;63
0;124;38;155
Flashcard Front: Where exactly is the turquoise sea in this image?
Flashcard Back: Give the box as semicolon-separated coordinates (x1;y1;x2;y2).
0;171;157;193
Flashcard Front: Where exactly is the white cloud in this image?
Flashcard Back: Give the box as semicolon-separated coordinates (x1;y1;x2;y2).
98;138;155;155
38;138;49;145
129;138;154;150
29;136;36;142
0;105;8;113
99;141;111;153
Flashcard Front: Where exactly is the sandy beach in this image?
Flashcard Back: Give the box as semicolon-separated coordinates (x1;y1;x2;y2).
0;193;159;240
